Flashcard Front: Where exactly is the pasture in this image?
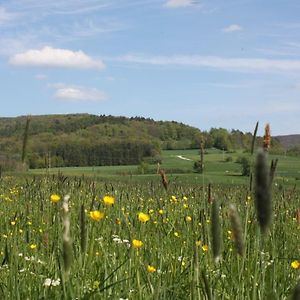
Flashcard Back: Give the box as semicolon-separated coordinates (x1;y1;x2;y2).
0;149;300;298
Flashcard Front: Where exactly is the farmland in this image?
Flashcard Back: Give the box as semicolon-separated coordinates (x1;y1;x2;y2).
29;149;300;186
1;149;300;299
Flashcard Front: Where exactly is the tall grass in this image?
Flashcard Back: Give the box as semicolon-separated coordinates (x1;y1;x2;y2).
0;173;299;299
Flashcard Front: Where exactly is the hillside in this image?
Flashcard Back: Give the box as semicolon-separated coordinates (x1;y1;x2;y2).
0;114;287;170
0;114;202;169
275;135;300;149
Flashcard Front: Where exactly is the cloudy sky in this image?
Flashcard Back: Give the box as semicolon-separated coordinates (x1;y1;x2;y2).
1;0;300;135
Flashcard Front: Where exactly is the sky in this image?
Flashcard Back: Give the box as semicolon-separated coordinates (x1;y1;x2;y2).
1;0;300;135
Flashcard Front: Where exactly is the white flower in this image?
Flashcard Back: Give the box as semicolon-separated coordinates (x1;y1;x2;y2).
52;278;61;286
43;278;52;287
43;278;61;287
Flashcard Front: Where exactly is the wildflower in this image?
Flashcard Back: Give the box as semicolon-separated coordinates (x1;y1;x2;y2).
174;232;179;237
183;196;188;201
132;239;143;249
183;204;188;209
196;240;201;246
138;212;150;223
185;216;192;222
158;209;164;215
147;265;156;273
43;278;52;287
115;218;121;225
43;278;60;287
10;221;16;226
92;280;100;289
50;194;61;203
148;209;154;214
89;211;105;221
103;195;115;206
30;244;37;250
291;260;300;269
202;244;209;252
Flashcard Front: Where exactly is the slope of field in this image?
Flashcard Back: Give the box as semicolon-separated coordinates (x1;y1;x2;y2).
29;149;300;186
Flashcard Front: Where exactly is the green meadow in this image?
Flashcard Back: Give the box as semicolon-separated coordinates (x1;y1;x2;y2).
29;149;300;186
1;149;300;299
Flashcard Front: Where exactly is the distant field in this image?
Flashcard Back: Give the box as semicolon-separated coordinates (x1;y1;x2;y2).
28;149;300;186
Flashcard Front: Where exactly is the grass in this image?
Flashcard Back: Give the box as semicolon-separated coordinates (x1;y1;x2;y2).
28;149;300;187
0;167;300;299
3;149;299;298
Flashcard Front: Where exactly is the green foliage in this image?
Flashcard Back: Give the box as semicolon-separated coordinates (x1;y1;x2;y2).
240;157;251;176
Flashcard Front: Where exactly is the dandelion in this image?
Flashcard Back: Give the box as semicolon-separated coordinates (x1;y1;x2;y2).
185;216;192;222
89;211;105;221
30;244;37;250
158;209;164;215
103;195;115;206
202;244;208;252
138;212;150;223
50;194;61;203
132;239;143;249
291;260;300;269
147;265;156;273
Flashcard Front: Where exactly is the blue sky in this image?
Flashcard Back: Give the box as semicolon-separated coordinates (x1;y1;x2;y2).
1;0;300;135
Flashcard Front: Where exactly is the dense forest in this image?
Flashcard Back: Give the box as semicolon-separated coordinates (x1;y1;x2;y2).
0;114;286;170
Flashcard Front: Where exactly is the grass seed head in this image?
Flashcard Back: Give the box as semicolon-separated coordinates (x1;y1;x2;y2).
255;149;272;234
229;204;244;256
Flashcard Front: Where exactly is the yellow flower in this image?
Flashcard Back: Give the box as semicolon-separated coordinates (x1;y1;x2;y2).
183;196;188;201
158;209;164;215
174;232;179;237
171;195;177;201
196;240;201;246
103;195;115;206
147;265;156;273
50;194;61;203
138;212;150;223
89;210;105;221
132;239;143;249
183;204;188;209
291;260;300;269
185;216;192;222
10;221;16;226
202;244;209;252
148;209;154;214
30;244;37;250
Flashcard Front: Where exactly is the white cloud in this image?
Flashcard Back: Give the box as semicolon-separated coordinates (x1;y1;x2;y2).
9;46;105;69
52;84;107;102
222;24;243;33
117;54;300;73
35;74;47;80
0;7;18;25
164;0;193;8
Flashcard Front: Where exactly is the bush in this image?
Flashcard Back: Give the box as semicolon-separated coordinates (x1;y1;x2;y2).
225;156;233;162
240;157;250;176
193;161;203;173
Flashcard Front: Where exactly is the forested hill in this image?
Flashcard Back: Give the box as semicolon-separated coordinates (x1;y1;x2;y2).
0;114;285;170
0;114;202;169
